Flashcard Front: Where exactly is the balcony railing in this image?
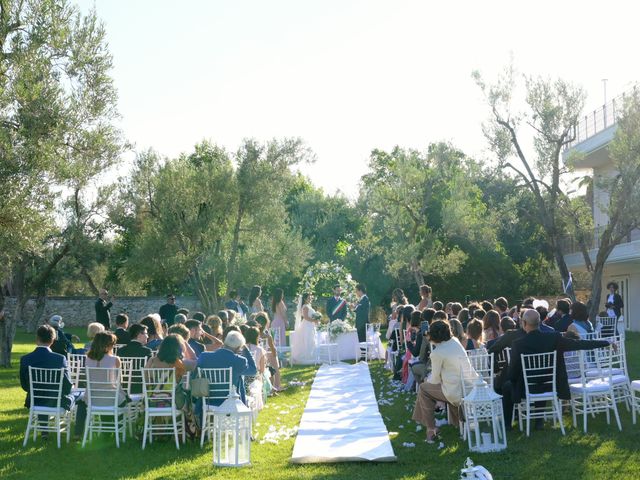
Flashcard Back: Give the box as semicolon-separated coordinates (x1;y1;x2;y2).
560;226;640;255
565;85;638;150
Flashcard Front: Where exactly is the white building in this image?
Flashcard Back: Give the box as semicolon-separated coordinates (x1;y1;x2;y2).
562;88;640;331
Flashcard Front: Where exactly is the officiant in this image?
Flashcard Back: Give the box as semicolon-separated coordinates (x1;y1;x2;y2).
327;285;348;322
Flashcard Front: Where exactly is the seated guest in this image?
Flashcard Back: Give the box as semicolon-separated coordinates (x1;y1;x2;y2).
566;301;595;338
217;310;229;329
140;314;163;350
457;308;470;330
432;301;444;312
412;320;476;443
114;313;131;345
168;323;198;362
20;325;76;411
465;319;484;350
47;315;75;356
406;311;425;357
495;297;509;318
449;318;466;345
483;310;501;343
420;308;437;335
86;332;129;407
173;313;188;325
195;331;257;410
205;315;223;338
84;322;105;351
146;334;196;379
481;300;494;313
486;316;517;350
501;309;613;430
548;299;572;332
117;324;153;359
432;310;448;322
185;319;206;357
450;302;463;319
192;312;206;322
472;308;486;322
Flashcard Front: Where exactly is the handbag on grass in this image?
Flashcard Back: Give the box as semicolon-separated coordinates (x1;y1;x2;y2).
189;377;210;398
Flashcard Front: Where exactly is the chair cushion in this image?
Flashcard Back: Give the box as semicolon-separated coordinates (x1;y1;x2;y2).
611;374;629;385
585;368;624;377
631;380;640;391
32;406;68;414
129;394;144;403
527;392;556;400
570;380;611;393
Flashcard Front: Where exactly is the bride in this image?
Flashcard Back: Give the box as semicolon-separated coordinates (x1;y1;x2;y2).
291;292;319;365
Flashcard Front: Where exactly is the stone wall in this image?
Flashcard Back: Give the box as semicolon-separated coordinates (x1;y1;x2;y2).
3;296;204;328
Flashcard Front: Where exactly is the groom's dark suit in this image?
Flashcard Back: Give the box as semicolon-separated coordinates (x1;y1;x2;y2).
354;295;370;342
326;296;347;322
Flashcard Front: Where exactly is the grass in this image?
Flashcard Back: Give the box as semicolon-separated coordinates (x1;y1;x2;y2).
2;329;640;479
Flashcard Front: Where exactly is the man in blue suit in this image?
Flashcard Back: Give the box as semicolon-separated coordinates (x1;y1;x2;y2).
193;331;257;420
20;325;81;438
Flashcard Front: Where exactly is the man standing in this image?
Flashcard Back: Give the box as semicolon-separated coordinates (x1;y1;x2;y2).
95;289;113;330
159;294;179;326
326;285;347;322
354;284;370;342
225;290;241;313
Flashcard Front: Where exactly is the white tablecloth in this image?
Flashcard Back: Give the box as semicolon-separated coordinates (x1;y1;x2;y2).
289;330;385;363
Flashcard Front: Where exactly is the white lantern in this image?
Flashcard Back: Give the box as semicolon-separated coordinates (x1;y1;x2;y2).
462;378;507;453
212;391;252;467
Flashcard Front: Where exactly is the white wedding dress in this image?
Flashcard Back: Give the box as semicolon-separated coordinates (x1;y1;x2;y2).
291;304;318;365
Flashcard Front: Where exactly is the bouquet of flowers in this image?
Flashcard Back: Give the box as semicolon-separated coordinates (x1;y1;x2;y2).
312;311;322;322
320;319;356;340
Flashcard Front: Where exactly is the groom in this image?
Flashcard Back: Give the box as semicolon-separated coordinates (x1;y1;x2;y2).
354;284;370;342
327;285;347;322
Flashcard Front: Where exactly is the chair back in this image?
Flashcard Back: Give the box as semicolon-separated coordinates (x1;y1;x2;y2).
142;367;177;409
577;346;615;385
392;325;405;352
113;344;127;355
197;367;233;403
28;367;65;409
596;316;618;337
495;347;511;371
521;351;557;397
120;356;148;395
564;350;582;382
67;353;86;389
85;367;123;409
465;349;493;392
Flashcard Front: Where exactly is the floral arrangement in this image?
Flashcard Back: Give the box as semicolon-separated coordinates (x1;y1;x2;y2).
312;311;323;322
230;315;247;327
297;261;358;325
319;319;356;339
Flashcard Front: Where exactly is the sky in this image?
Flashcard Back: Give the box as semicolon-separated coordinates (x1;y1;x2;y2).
77;0;640;198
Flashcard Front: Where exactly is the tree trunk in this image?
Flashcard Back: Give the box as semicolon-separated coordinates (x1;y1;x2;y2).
227;205;245;289
80;266;99;296
411;259;425;287
27;284;46;333
0;287;14;368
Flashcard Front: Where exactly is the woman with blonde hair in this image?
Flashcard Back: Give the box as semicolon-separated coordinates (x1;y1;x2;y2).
84;322;105;350
140;314;164;350
449;318;466;345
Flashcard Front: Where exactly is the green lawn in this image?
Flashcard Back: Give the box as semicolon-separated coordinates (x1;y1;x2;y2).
2;329;640;479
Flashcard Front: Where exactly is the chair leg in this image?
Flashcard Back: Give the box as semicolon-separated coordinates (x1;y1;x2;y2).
612;396;622;431
555;399;565;435
172;413;180;450
115;414;120;448
525;403;531;437
23;413;32;447
56;414;61;448
142;413;149;449
200;411;208;447
82;413;90;447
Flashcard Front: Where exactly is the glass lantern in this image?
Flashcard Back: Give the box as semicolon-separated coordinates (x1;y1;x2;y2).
462;378;507;453
212;391;252;467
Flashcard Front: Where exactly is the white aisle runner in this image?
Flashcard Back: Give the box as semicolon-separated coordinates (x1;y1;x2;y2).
291;362;397;463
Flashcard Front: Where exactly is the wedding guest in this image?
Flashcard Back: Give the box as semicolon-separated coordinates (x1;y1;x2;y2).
495;297;509;318
465;319;484;350
486;316;516;349
254;312;283;391
449;318;466;345
481;300;494;313
195;331;257;409
173;313;187;325
501;309;613;429
140;314;164;350
86;332;128;405
84;322;105;351
185;319;206;357
114;313;131;345
244;326;271;409
271;288;288;346
420;308;437;332
433;310;448;322
432;301;444;312
159;294;179;326
482;310;501;343
205;315;223;338
95;289;113;330
192;312;206;322
177;308;189;317
472;308;486;322
117;324;152;359
168;324;198;362
451;302;463;319
417;285;433;311
605;281;624;319
248;285;264;314
146;334;196;384
445;302;453;318
457;308;470;329
218;310;230;329
47;315;75;356
566;301;595;338
412;320;476;443
225;290;242;313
